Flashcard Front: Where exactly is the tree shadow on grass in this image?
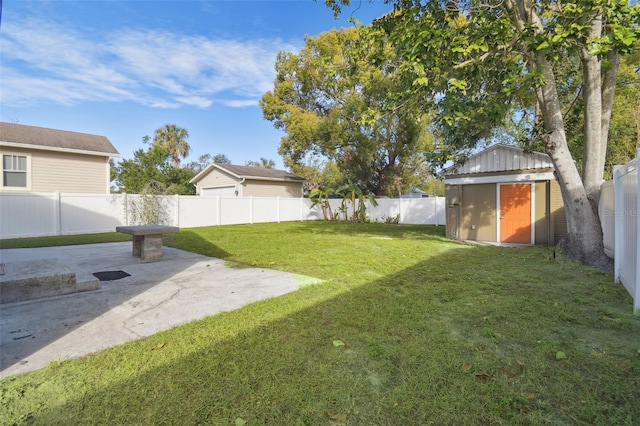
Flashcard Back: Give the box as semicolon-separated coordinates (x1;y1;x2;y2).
5;243;639;425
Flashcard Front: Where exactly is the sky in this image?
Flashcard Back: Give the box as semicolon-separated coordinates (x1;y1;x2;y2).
0;0;393;170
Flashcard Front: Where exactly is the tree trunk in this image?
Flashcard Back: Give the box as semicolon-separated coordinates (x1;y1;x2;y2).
535;51;612;270
504;0;612;269
580;16;606;207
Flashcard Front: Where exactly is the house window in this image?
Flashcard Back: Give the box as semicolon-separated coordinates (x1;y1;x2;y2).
3;154;28;187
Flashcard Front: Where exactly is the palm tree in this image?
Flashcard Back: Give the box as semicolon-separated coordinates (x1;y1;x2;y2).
153;124;190;167
246;157;276;169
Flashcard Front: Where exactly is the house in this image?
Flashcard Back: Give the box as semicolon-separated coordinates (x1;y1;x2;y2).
0;122;119;194
443;144;567;245
190;163;306;197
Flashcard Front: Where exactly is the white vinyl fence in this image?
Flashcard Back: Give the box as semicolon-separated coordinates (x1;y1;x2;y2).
613;150;640;314
600;149;640;314
0;192;445;239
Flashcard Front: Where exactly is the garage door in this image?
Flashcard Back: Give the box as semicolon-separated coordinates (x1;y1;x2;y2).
202;186;235;196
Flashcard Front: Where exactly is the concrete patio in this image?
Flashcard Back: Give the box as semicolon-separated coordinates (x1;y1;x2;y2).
0;242;321;379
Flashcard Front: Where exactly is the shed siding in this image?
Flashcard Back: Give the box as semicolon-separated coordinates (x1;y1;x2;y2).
459;183;497;242
1;147;109;193
243;179;303;198
445;184;461;240
454;145;554;175
534;181;549;245
550;179;567;243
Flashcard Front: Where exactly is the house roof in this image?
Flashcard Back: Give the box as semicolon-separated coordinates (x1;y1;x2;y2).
0;122;119;157
190;163;305;184
443;144;553;176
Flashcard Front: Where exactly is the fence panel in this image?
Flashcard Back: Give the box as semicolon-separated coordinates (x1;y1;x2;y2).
59;193;124;234
0;192;58;238
219;197;252;225
613;149;639;314
599;180;615;258
177;196;220;228
0;193;446;239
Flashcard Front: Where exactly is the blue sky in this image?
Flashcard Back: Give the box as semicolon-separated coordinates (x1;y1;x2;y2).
0;0;393;169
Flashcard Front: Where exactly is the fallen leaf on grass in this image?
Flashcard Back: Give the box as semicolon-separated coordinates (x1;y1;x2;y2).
591;352;605;359
151;342;166;351
324;411;347;421
516;359;525;370
555;351;567;360
235;418;246;426
500;368;516;377
333;340;345;347
526;393;535;399
475;372;493;381
461;362;472;372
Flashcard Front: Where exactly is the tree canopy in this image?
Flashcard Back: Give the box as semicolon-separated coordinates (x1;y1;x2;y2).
261;27;436;196
153;124;190;168
326;0;639;268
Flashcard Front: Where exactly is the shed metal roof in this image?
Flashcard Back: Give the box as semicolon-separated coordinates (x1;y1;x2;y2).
443;144;553;176
0;122;119;157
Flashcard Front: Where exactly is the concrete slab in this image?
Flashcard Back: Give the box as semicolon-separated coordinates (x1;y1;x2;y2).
0;242;321;379
0;258;100;304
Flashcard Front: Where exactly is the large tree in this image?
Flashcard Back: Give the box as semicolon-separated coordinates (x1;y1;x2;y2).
328;0;638;269
153;124;191;168
261;27;435;196
114;143;196;195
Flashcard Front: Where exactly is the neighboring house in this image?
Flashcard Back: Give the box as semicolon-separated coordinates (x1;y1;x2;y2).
190;163;306;197
0;122;119;194
443;144;567;245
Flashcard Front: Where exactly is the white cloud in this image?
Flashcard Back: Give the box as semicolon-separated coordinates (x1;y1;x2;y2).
0;19;299;109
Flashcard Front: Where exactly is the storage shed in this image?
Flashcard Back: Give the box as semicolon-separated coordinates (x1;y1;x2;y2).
443;144;567;245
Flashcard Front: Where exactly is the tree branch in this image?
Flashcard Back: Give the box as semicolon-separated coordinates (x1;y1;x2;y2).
452;36;520;70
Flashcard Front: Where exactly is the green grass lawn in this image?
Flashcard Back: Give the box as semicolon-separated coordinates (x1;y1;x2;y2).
1;222;639;425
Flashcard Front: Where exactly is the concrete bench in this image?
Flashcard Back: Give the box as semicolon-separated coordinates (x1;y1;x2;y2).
116;225;179;260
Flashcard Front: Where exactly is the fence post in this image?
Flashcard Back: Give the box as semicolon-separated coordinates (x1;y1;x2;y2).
613;166;623;284
276;197;281;223
217;196;221;226
174;194;180;227
250;196;254;224
53;192;61;235
635;148;640;315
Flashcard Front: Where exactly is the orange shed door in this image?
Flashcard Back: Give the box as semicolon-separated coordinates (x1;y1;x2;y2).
500;184;531;243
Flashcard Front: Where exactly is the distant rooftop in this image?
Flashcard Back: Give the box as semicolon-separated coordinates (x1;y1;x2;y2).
0;122;119;156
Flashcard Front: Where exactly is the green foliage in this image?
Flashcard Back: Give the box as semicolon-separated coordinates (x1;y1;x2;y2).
310;182;378;222
152;124;190;167
125;181;175;225
114;143;196;195
309;187;335;221
261;27;436;196
245;158;276;168
381;213;400;224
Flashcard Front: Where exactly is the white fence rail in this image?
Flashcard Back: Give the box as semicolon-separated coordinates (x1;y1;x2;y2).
0;193;446;239
613;150;640;314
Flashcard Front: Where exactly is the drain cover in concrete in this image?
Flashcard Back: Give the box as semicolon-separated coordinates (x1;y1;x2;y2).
93;270;131;281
